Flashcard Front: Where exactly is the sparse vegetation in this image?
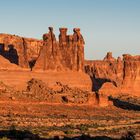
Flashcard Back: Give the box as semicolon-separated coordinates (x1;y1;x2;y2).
121;131;136;140
0;137;10;140
76;124;88;131
64;130;75;135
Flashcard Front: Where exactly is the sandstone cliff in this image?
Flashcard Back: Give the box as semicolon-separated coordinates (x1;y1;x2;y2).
34;27;85;71
33;27;61;70
85;52;124;91
0;30;139;99
85;52;140;98
122;54;140;95
0;27;85;71
0;33;42;68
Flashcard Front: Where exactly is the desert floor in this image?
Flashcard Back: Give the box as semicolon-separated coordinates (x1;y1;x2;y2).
0;70;139;139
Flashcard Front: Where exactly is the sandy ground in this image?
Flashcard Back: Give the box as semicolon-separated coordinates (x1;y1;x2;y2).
0;99;139;139
0;70;139;139
0;70;92;91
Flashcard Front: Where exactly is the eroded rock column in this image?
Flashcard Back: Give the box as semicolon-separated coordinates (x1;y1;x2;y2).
73;28;85;71
34;27;59;70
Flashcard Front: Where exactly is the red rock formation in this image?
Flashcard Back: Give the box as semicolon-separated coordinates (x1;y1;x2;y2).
0;34;42;68
34;27;62;70
23;38;42;63
59;27;72;70
59;28;67;46
73;28;85;71
34;27;85;71
0;55;22;70
122;54;140;95
99;82;119;97
0;34;29;68
85;52;124;91
0;27;85;71
103;52;116;61
0;30;139;100
85;52;140;98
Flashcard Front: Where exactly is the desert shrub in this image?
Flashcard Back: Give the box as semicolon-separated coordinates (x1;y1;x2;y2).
63;124;75;129
0;137;10;140
91;123;100;128
64;130;75;135
121;131;135;140
76;124;88;131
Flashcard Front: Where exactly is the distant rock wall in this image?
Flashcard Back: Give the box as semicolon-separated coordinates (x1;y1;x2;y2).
0;30;139;97
85;52;124;91
122;54;140;94
0;33;42;68
85;52;140;96
0;27;85;71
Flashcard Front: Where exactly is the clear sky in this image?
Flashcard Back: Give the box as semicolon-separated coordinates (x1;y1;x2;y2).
0;0;140;59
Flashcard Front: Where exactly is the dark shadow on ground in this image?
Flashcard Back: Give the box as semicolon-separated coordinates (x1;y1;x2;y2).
0;129;40;140
0;129;135;140
109;96;140;111
54;135;115;140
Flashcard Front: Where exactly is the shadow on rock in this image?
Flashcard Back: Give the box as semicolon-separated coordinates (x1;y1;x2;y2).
0;129;136;140
0;129;42;140
109;96;140;111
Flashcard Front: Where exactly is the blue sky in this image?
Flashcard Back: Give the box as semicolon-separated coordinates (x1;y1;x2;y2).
0;0;140;59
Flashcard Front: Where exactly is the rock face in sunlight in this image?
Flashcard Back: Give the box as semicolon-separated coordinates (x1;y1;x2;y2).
103;52;116;61
122;54;140;95
0;27;140;139
0;34;29;68
0;55;22;70
33;27;61;70
0;28;139;103
0;27;85;71
85;52;124;91
85;52;140;97
0;34;42;68
34;27;85;71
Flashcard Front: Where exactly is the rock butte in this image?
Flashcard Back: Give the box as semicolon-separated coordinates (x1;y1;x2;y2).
0;27;140;107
